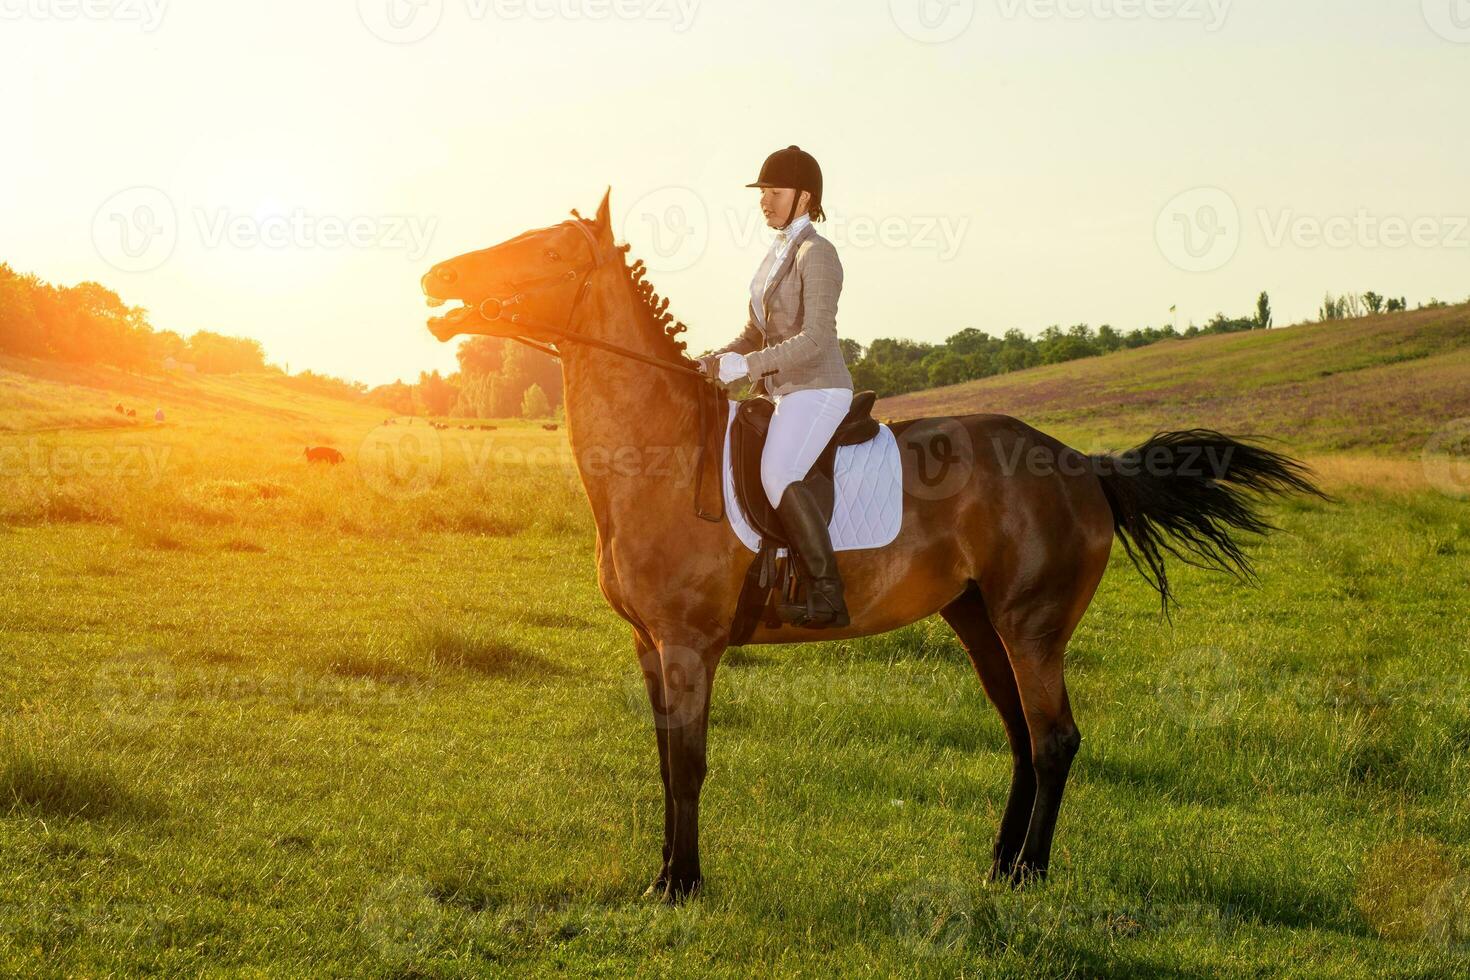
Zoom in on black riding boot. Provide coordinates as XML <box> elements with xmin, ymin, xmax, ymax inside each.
<box><xmin>775</xmin><ymin>479</ymin><xmax>850</xmax><ymax>629</ymax></box>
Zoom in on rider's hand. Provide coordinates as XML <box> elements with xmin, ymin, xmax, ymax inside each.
<box><xmin>716</xmin><ymin>353</ymin><xmax>749</xmax><ymax>385</ymax></box>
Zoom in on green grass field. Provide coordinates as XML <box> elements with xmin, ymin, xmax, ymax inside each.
<box><xmin>2</xmin><ymin>307</ymin><xmax>1469</xmax><ymax>977</ymax></box>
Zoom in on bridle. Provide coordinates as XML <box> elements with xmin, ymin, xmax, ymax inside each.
<box><xmin>459</xmin><ymin>216</ymin><xmax>725</xmax><ymax>522</ymax></box>
<box><xmin>468</xmin><ymin>218</ymin><xmax>711</xmax><ymax>380</ymax></box>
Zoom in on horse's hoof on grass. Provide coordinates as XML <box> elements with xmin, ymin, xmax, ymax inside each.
<box><xmin>1003</xmin><ymin>863</ymin><xmax>1048</xmax><ymax>889</ymax></box>
<box><xmin>660</xmin><ymin>876</ymin><xmax>702</xmax><ymax>904</ymax></box>
<box><xmin>641</xmin><ymin>871</ymin><xmax>670</xmax><ymax>900</ymax></box>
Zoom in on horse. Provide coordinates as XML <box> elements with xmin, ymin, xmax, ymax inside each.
<box><xmin>420</xmin><ymin>190</ymin><xmax>1322</xmax><ymax>902</ymax></box>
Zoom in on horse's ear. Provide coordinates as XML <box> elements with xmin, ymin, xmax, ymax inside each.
<box><xmin>593</xmin><ymin>186</ymin><xmax>612</xmax><ymax>243</ymax></box>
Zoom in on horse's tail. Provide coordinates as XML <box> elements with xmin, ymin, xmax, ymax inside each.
<box><xmin>1090</xmin><ymin>429</ymin><xmax>1324</xmax><ymax>610</ymax></box>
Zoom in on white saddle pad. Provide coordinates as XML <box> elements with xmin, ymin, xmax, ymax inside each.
<box><xmin>722</xmin><ymin>400</ymin><xmax>903</xmax><ymax>553</ymax></box>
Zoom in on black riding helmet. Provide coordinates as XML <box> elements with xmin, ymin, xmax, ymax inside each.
<box><xmin>746</xmin><ymin>145</ymin><xmax>823</xmax><ymax>230</ymax></box>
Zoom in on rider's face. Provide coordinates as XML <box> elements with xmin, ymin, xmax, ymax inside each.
<box><xmin>759</xmin><ymin>187</ymin><xmax>810</xmax><ymax>228</ymax></box>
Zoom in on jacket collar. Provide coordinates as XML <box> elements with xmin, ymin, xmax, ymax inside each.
<box><xmin>758</xmin><ymin>220</ymin><xmax>817</xmax><ymax>322</ymax></box>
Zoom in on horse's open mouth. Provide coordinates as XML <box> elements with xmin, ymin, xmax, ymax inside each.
<box><xmin>424</xmin><ymin>293</ymin><xmax>473</xmax><ymax>338</ymax></box>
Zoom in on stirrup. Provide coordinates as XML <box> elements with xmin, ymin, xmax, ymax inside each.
<box><xmin>777</xmin><ymin>577</ymin><xmax>849</xmax><ymax>629</ymax></box>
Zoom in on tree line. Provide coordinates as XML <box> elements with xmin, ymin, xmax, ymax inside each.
<box><xmin>2</xmin><ymin>260</ymin><xmax>1458</xmax><ymax>414</ymax></box>
<box><xmin>0</xmin><ymin>263</ymin><xmax>269</xmax><ymax>374</ymax></box>
<box><xmin>844</xmin><ymin>292</ymin><xmax>1275</xmax><ymax>398</ymax></box>
<box><xmin>363</xmin><ymin>337</ymin><xmax>562</xmax><ymax>420</ymax></box>
<box><xmin>0</xmin><ymin>262</ymin><xmax>562</xmax><ymax>420</ymax></box>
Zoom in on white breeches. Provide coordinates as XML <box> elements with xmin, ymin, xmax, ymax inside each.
<box><xmin>761</xmin><ymin>386</ymin><xmax>854</xmax><ymax>508</ymax></box>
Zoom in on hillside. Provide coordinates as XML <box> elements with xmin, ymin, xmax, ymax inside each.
<box><xmin>5</xmin><ymin>301</ymin><xmax>1468</xmax><ymax>457</ymax></box>
<box><xmin>878</xmin><ymin>304</ymin><xmax>1470</xmax><ymax>454</ymax></box>
<box><xmin>0</xmin><ymin>354</ymin><xmax>382</xmax><ymax>435</ymax></box>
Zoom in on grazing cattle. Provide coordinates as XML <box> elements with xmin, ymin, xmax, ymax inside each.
<box><xmin>480</xmin><ymin>425</ymin><xmax>496</xmax><ymax>431</ymax></box>
<box><xmin>303</xmin><ymin>446</ymin><xmax>345</xmax><ymax>464</ymax></box>
<box><xmin>126</xmin><ymin>409</ymin><xmax>136</xmax><ymax>418</ymax></box>
<box><xmin>542</xmin><ymin>423</ymin><xmax>559</xmax><ymax>431</ymax></box>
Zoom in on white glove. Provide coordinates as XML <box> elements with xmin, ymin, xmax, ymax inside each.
<box><xmin>717</xmin><ymin>352</ymin><xmax>749</xmax><ymax>385</ymax></box>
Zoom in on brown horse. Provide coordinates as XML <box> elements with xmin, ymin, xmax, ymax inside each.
<box><xmin>421</xmin><ymin>190</ymin><xmax>1321</xmax><ymax>901</ymax></box>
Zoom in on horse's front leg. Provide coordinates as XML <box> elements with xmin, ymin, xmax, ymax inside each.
<box><xmin>634</xmin><ymin>630</ymin><xmax>675</xmax><ymax>898</ymax></box>
<box><xmin>646</xmin><ymin>633</ymin><xmax>721</xmax><ymax>902</ymax></box>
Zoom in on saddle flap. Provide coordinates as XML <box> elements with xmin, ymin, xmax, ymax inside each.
<box><xmin>728</xmin><ymin>390</ymin><xmax>880</xmax><ymax>547</ymax></box>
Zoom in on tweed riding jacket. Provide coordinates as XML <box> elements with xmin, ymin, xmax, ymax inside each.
<box><xmin>706</xmin><ymin>221</ymin><xmax>853</xmax><ymax>397</ymax></box>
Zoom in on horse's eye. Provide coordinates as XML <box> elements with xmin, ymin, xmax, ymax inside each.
<box><xmin>546</xmin><ymin>250</ymin><xmax>561</xmax><ymax>261</ymax></box>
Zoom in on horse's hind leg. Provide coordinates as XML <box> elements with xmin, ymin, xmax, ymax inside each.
<box><xmin>987</xmin><ymin>607</ymin><xmax>1086</xmax><ymax>885</ymax></box>
<box><xmin>940</xmin><ymin>584</ymin><xmax>1035</xmax><ymax>882</ymax></box>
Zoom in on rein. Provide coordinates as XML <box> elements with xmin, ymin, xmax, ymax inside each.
<box><xmin>474</xmin><ymin>218</ymin><xmax>726</xmax><ymax>524</ymax></box>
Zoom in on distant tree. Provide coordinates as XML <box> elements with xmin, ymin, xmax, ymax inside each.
<box><xmin>1256</xmin><ymin>291</ymin><xmax>1273</xmax><ymax>329</ymax></box>
<box><xmin>366</xmin><ymin>380</ymin><xmax>416</xmax><ymax>416</ymax></box>
<box><xmin>452</xmin><ymin>374</ymin><xmax>497</xmax><ymax>418</ymax></box>
<box><xmin>1204</xmin><ymin>313</ymin><xmax>1257</xmax><ymax>335</ymax></box>
<box><xmin>281</xmin><ymin>370</ymin><xmax>368</xmax><ymax>401</ymax></box>
<box><xmin>416</xmin><ymin>369</ymin><xmax>459</xmax><ymax>416</ymax></box>
<box><xmin>456</xmin><ymin>336</ymin><xmax>508</xmax><ymax>376</ymax></box>
<box><xmin>1320</xmin><ymin>292</ymin><xmax>1350</xmax><ymax>321</ymax></box>
<box><xmin>499</xmin><ymin>342</ymin><xmax>563</xmax><ymax>412</ymax></box>
<box><xmin>837</xmin><ymin>337</ymin><xmax>863</xmax><ymax>367</ymax></box>
<box><xmin>944</xmin><ymin>327</ymin><xmax>994</xmax><ymax>357</ymax></box>
<box><xmin>1040</xmin><ymin>336</ymin><xmax>1096</xmax><ymax>363</ymax></box>
<box><xmin>147</xmin><ymin>329</ymin><xmax>187</xmax><ymax>363</ymax></box>
<box><xmin>0</xmin><ymin>265</ymin><xmax>45</xmax><ymax>356</ymax></box>
<box><xmin>924</xmin><ymin>352</ymin><xmax>967</xmax><ymax>389</ymax></box>
<box><xmin>1385</xmin><ymin>297</ymin><xmax>1407</xmax><ymax>312</ymax></box>
<box><xmin>186</xmin><ymin>330</ymin><xmax>267</xmax><ymax>373</ymax></box>
<box><xmin>521</xmin><ymin>383</ymin><xmax>551</xmax><ymax>419</ymax></box>
<box><xmin>1363</xmin><ymin>291</ymin><xmax>1384</xmax><ymax>315</ymax></box>
<box><xmin>1037</xmin><ymin>324</ymin><xmax>1097</xmax><ymax>364</ymax></box>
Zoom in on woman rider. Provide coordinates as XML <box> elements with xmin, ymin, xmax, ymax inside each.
<box><xmin>699</xmin><ymin>145</ymin><xmax>854</xmax><ymax>629</ymax></box>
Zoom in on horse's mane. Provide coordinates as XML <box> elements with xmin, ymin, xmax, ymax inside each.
<box><xmin>614</xmin><ymin>243</ymin><xmax>698</xmax><ymax>368</ymax></box>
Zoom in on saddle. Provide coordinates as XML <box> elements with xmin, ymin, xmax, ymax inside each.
<box><xmin>727</xmin><ymin>391</ymin><xmax>880</xmax><ymax>642</ymax></box>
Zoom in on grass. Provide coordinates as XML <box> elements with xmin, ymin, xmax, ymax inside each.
<box><xmin>1</xmin><ymin>326</ymin><xmax>1468</xmax><ymax>976</ymax></box>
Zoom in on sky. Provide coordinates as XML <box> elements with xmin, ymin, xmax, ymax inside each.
<box><xmin>2</xmin><ymin>0</ymin><xmax>1467</xmax><ymax>386</ymax></box>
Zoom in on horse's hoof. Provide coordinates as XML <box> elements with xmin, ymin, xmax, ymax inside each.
<box><xmin>641</xmin><ymin>871</ymin><xmax>670</xmax><ymax>900</ymax></box>
<box><xmin>1004</xmin><ymin>862</ymin><xmax>1048</xmax><ymax>889</ymax></box>
<box><xmin>661</xmin><ymin>875</ymin><xmax>702</xmax><ymax>904</ymax></box>
<box><xmin>988</xmin><ymin>850</ymin><xmax>1023</xmax><ymax>885</ymax></box>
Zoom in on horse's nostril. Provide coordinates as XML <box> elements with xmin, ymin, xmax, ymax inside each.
<box><xmin>438</xmin><ymin>268</ymin><xmax>457</xmax><ymax>284</ymax></box>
